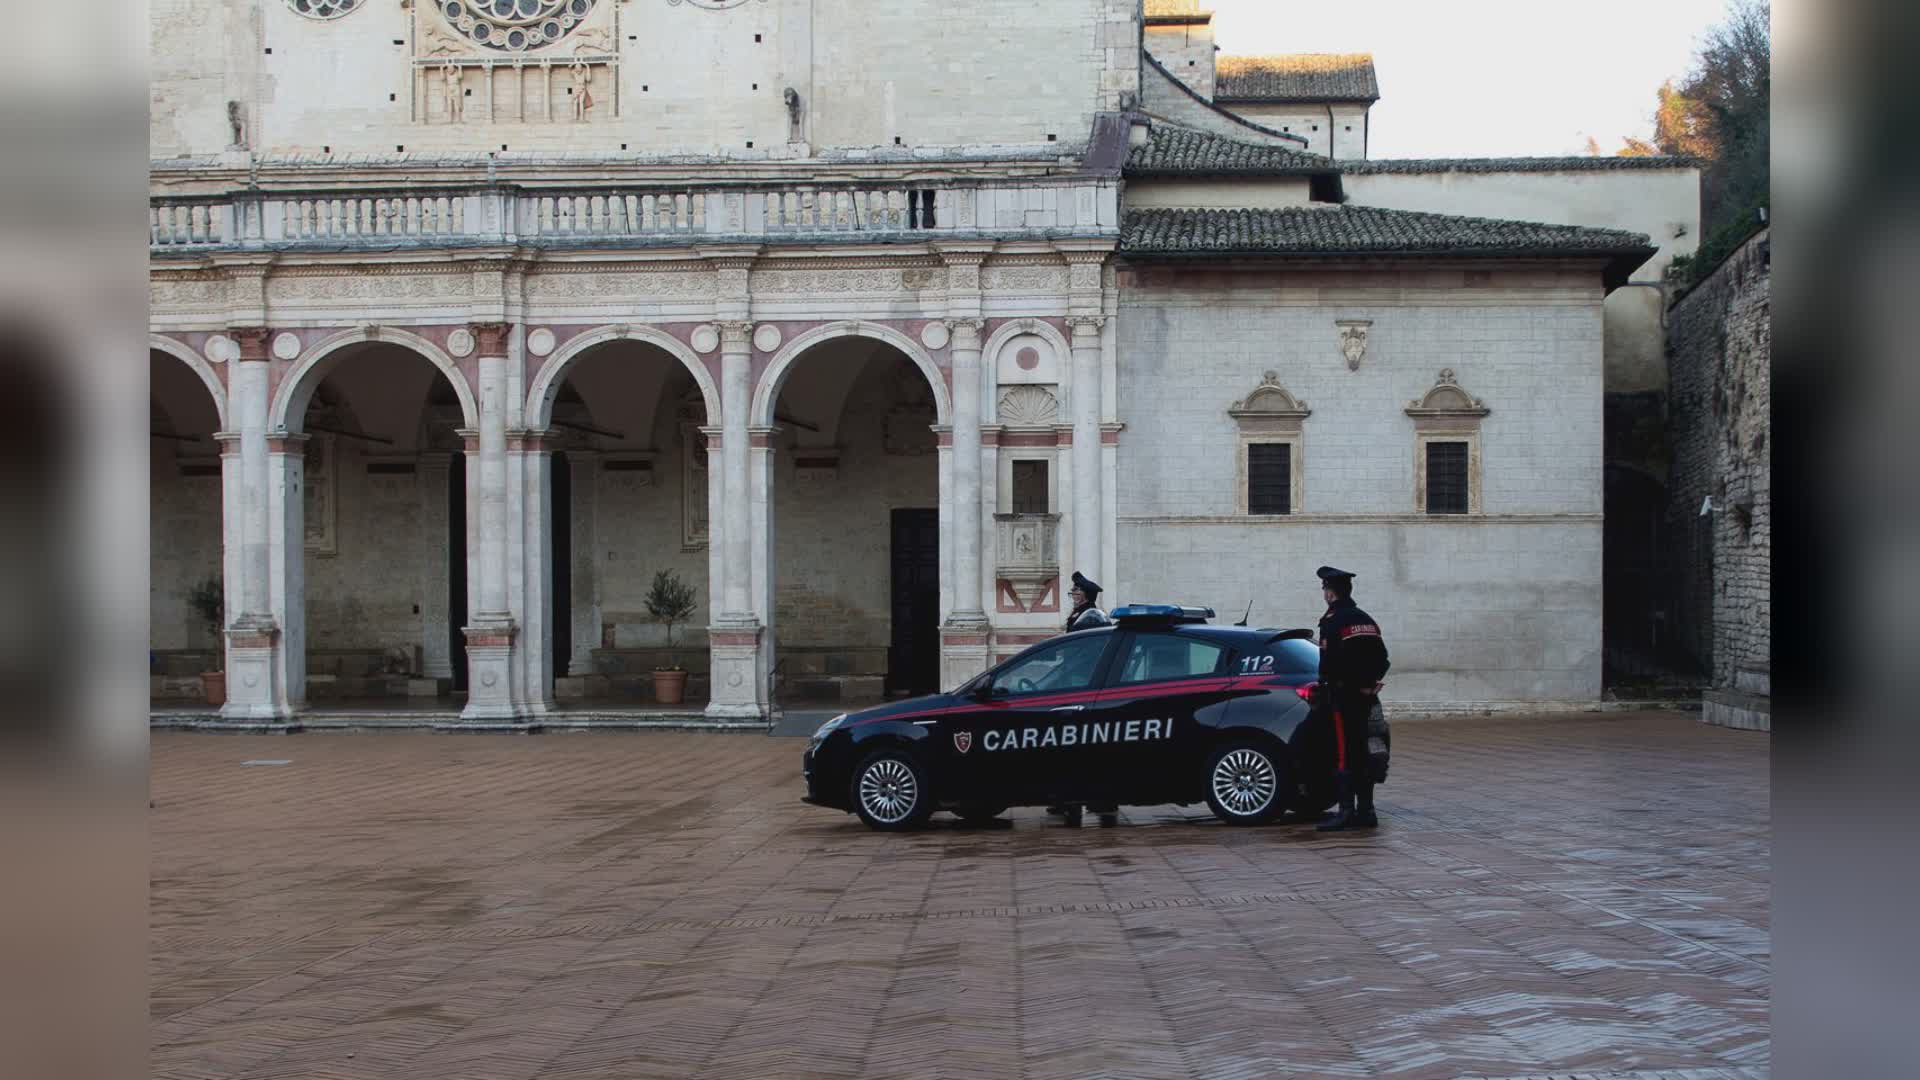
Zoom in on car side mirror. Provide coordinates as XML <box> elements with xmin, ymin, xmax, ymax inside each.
<box><xmin>971</xmin><ymin>683</ymin><xmax>1007</xmax><ymax>701</ymax></box>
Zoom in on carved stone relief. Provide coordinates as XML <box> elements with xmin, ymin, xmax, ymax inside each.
<box><xmin>1337</xmin><ymin>319</ymin><xmax>1372</xmax><ymax>371</ymax></box>
<box><xmin>286</xmin><ymin>0</ymin><xmax>362</xmax><ymax>19</ymax></box>
<box><xmin>996</xmin><ymin>386</ymin><xmax>1059</xmax><ymax>428</ymax></box>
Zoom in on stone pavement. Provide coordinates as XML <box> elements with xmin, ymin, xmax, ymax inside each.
<box><xmin>150</xmin><ymin>712</ymin><xmax>1770</xmax><ymax>1079</ymax></box>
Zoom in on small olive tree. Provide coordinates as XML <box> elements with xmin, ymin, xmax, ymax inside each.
<box><xmin>644</xmin><ymin>568</ymin><xmax>699</xmax><ymax>668</ymax></box>
<box><xmin>186</xmin><ymin>577</ymin><xmax>225</xmax><ymax>671</ymax></box>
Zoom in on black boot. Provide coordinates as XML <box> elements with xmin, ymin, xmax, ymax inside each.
<box><xmin>1062</xmin><ymin>804</ymin><xmax>1084</xmax><ymax>828</ymax></box>
<box><xmin>1089</xmin><ymin>802</ymin><xmax>1119</xmax><ymax>826</ymax></box>
<box><xmin>1352</xmin><ymin>781</ymin><xmax>1378</xmax><ymax>828</ymax></box>
<box><xmin>1317</xmin><ymin>773</ymin><xmax>1355</xmax><ymax>831</ymax></box>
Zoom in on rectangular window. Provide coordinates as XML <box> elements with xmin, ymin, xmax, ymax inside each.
<box><xmin>1011</xmin><ymin>460</ymin><xmax>1049</xmax><ymax>515</ymax></box>
<box><xmin>1115</xmin><ymin>634</ymin><xmax>1228</xmax><ymax>685</ymax></box>
<box><xmin>1246</xmin><ymin>443</ymin><xmax>1292</xmax><ymax>515</ymax></box>
<box><xmin>1426</xmin><ymin>441</ymin><xmax>1470</xmax><ymax>514</ymax></box>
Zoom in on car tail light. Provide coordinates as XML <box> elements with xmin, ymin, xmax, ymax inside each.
<box><xmin>1294</xmin><ymin>683</ymin><xmax>1317</xmax><ymax>702</ymax></box>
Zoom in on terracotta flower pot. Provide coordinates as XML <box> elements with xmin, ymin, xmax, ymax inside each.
<box><xmin>651</xmin><ymin>669</ymin><xmax>688</xmax><ymax>706</ymax></box>
<box><xmin>201</xmin><ymin>670</ymin><xmax>227</xmax><ymax>708</ymax></box>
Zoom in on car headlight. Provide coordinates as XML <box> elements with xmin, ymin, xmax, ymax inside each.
<box><xmin>807</xmin><ymin>713</ymin><xmax>849</xmax><ymax>753</ymax></box>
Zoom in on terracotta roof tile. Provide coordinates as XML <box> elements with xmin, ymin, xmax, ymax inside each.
<box><xmin>1216</xmin><ymin>53</ymin><xmax>1379</xmax><ymax>103</ymax></box>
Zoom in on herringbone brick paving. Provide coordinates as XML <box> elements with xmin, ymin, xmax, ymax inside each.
<box><xmin>151</xmin><ymin>712</ymin><xmax>1769</xmax><ymax>1079</ymax></box>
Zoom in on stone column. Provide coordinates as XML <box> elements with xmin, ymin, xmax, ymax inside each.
<box><xmin>418</xmin><ymin>455</ymin><xmax>453</xmax><ymax>681</ymax></box>
<box><xmin>1067</xmin><ymin>315</ymin><xmax>1106</xmax><ymax>585</ymax></box>
<box><xmin>706</xmin><ymin>321</ymin><xmax>764</xmax><ymax>721</ymax></box>
<box><xmin>567</xmin><ymin>451</ymin><xmax>601</xmax><ymax>683</ymax></box>
<box><xmin>942</xmin><ymin>318</ymin><xmax>991</xmax><ymax>688</ymax></box>
<box><xmin>219</xmin><ymin>328</ymin><xmax>296</xmax><ymax>724</ymax></box>
<box><xmin>510</xmin><ymin>429</ymin><xmax>555</xmax><ymax>718</ymax></box>
<box><xmin>461</xmin><ymin>322</ymin><xmax>521</xmax><ymax>722</ymax></box>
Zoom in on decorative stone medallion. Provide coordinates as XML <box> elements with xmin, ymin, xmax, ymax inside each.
<box><xmin>690</xmin><ymin>324</ymin><xmax>720</xmax><ymax>354</ymax></box>
<box><xmin>752</xmin><ymin>323</ymin><xmax>783</xmax><ymax>353</ymax></box>
<box><xmin>920</xmin><ymin>321</ymin><xmax>950</xmax><ymax>350</ymax></box>
<box><xmin>1336</xmin><ymin>319</ymin><xmax>1372</xmax><ymax>372</ymax></box>
<box><xmin>435</xmin><ymin>0</ymin><xmax>600</xmax><ymax>53</ymax></box>
<box><xmin>286</xmin><ymin>0</ymin><xmax>362</xmax><ymax>19</ymax></box>
<box><xmin>446</xmin><ymin>327</ymin><xmax>477</xmax><ymax>358</ymax></box>
<box><xmin>526</xmin><ymin>327</ymin><xmax>557</xmax><ymax>357</ymax></box>
<box><xmin>204</xmin><ymin>335</ymin><xmax>239</xmax><ymax>364</ymax></box>
<box><xmin>271</xmin><ymin>332</ymin><xmax>303</xmax><ymax>362</ymax></box>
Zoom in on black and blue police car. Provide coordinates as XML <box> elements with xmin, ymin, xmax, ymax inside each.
<box><xmin>801</xmin><ymin>604</ymin><xmax>1388</xmax><ymax>830</ymax></box>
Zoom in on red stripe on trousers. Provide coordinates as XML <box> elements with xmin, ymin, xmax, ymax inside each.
<box><xmin>1334</xmin><ymin>709</ymin><xmax>1347</xmax><ymax>771</ymax></box>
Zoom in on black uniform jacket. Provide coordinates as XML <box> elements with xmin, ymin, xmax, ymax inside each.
<box><xmin>1316</xmin><ymin>598</ymin><xmax>1390</xmax><ymax>689</ymax></box>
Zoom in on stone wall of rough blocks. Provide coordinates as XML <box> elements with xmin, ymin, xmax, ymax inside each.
<box><xmin>1664</xmin><ymin>229</ymin><xmax>1770</xmax><ymax>688</ymax></box>
<box><xmin>1138</xmin><ymin>58</ymin><xmax>1313</xmax><ymax>151</ymax></box>
<box><xmin>152</xmin><ymin>0</ymin><xmax>1134</xmax><ymax>159</ymax></box>
<box><xmin>1112</xmin><ymin>268</ymin><xmax>1609</xmax><ymax>700</ymax></box>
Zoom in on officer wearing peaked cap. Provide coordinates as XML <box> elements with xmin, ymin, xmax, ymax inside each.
<box><xmin>1313</xmin><ymin>566</ymin><xmax>1390</xmax><ymax>831</ymax></box>
<box><xmin>1066</xmin><ymin>572</ymin><xmax>1112</xmax><ymax>632</ymax></box>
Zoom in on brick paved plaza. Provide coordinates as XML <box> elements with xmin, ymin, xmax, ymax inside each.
<box><xmin>151</xmin><ymin>712</ymin><xmax>1769</xmax><ymax>1080</ymax></box>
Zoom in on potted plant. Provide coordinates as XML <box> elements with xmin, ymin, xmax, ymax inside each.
<box><xmin>186</xmin><ymin>577</ymin><xmax>226</xmax><ymax>707</ymax></box>
<box><xmin>644</xmin><ymin>568</ymin><xmax>699</xmax><ymax>705</ymax></box>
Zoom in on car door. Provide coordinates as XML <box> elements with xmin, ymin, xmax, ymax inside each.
<box><xmin>962</xmin><ymin>633</ymin><xmax>1120</xmax><ymax>806</ymax></box>
<box><xmin>1093</xmin><ymin>631</ymin><xmax>1235</xmax><ymax>804</ymax></box>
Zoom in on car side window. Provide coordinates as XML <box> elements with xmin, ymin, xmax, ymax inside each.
<box><xmin>1112</xmin><ymin>633</ymin><xmax>1228</xmax><ymax>685</ymax></box>
<box><xmin>992</xmin><ymin>636</ymin><xmax>1110</xmax><ymax>697</ymax></box>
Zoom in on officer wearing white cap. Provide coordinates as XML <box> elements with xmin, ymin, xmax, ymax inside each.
<box><xmin>1313</xmin><ymin>566</ymin><xmax>1390</xmax><ymax>830</ymax></box>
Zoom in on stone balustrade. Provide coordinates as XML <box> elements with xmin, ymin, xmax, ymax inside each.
<box><xmin>149</xmin><ymin>178</ymin><xmax>1118</xmax><ymax>251</ymax></box>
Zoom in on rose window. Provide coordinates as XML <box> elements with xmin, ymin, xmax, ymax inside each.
<box><xmin>286</xmin><ymin>0</ymin><xmax>362</xmax><ymax>18</ymax></box>
<box><xmin>437</xmin><ymin>0</ymin><xmax>599</xmax><ymax>52</ymax></box>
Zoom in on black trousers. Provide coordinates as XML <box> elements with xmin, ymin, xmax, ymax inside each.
<box><xmin>1326</xmin><ymin>686</ymin><xmax>1375</xmax><ymax>799</ymax></box>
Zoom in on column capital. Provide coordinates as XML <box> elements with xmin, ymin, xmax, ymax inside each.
<box><xmin>506</xmin><ymin>429</ymin><xmax>556</xmax><ymax>453</ymax></box>
<box><xmin>229</xmin><ymin>327</ymin><xmax>273</xmax><ymax>362</ymax></box>
<box><xmin>455</xmin><ymin>426</ymin><xmax>481</xmax><ymax>452</ymax></box>
<box><xmin>1065</xmin><ymin>315</ymin><xmax>1108</xmax><ymax>334</ymax></box>
<box><xmin>265</xmin><ymin>432</ymin><xmax>311</xmax><ymax>455</ymax></box>
<box><xmin>469</xmin><ymin>321</ymin><xmax>512</xmax><ymax>355</ymax></box>
<box><xmin>213</xmin><ymin>432</ymin><xmax>244</xmax><ymax>456</ymax></box>
<box><xmin>944</xmin><ymin>317</ymin><xmax>987</xmax><ymax>348</ymax></box>
<box><xmin>717</xmin><ymin>321</ymin><xmax>754</xmax><ymax>349</ymax></box>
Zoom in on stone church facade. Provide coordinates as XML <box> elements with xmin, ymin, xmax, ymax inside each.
<box><xmin>149</xmin><ymin>0</ymin><xmax>1700</xmax><ymax>724</ymax></box>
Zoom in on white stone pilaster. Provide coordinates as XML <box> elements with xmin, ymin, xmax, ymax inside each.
<box><xmin>510</xmin><ymin>429</ymin><xmax>555</xmax><ymax>717</ymax></box>
<box><xmin>218</xmin><ymin>329</ymin><xmax>298</xmax><ymax>723</ymax></box>
<box><xmin>1068</xmin><ymin>315</ymin><xmax>1106</xmax><ymax>584</ymax></box>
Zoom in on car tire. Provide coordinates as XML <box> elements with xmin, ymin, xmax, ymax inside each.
<box><xmin>850</xmin><ymin>749</ymin><xmax>934</xmax><ymax>832</ymax></box>
<box><xmin>955</xmin><ymin>805</ymin><xmax>1008</xmax><ymax>825</ymax></box>
<box><xmin>1203</xmin><ymin>740</ymin><xmax>1288</xmax><ymax>826</ymax></box>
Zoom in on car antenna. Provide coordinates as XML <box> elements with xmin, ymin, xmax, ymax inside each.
<box><xmin>1234</xmin><ymin>598</ymin><xmax>1253</xmax><ymax>627</ymax></box>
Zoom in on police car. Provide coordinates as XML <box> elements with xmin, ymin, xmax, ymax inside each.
<box><xmin>800</xmin><ymin>605</ymin><xmax>1388</xmax><ymax>830</ymax></box>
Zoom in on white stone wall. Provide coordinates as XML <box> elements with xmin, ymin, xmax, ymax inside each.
<box><xmin>1343</xmin><ymin>166</ymin><xmax>1701</xmax><ymax>392</ymax></box>
<box><xmin>153</xmin><ymin>0</ymin><xmax>1133</xmax><ymax>159</ymax></box>
<box><xmin>1221</xmin><ymin>103</ymin><xmax>1370</xmax><ymax>160</ymax></box>
<box><xmin>1114</xmin><ymin>267</ymin><xmax>1607</xmax><ymax>700</ymax></box>
<box><xmin>1143</xmin><ymin>25</ymin><xmax>1216</xmax><ymax>100</ymax></box>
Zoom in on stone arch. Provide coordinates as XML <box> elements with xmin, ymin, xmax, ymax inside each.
<box><xmin>150</xmin><ymin>334</ymin><xmax>229</xmax><ymax>431</ymax></box>
<box><xmin>753</xmin><ymin>320</ymin><xmax>951</xmax><ymax>430</ymax></box>
<box><xmin>527</xmin><ymin>324</ymin><xmax>721</xmax><ymax>432</ymax></box>
<box><xmin>268</xmin><ymin>326</ymin><xmax>479</xmax><ymax>434</ymax></box>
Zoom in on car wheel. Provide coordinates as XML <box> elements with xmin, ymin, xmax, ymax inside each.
<box><xmin>955</xmin><ymin>805</ymin><xmax>1008</xmax><ymax>825</ymax></box>
<box><xmin>1204</xmin><ymin>741</ymin><xmax>1287</xmax><ymax>825</ymax></box>
<box><xmin>850</xmin><ymin>750</ymin><xmax>934</xmax><ymax>831</ymax></box>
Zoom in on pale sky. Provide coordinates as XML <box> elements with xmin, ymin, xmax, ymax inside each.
<box><xmin>1205</xmin><ymin>0</ymin><xmax>1738</xmax><ymax>159</ymax></box>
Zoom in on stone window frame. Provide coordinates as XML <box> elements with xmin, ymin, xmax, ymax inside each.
<box><xmin>1229</xmin><ymin>371</ymin><xmax>1309</xmax><ymax>516</ymax></box>
<box><xmin>1405</xmin><ymin>368</ymin><xmax>1490</xmax><ymax>515</ymax></box>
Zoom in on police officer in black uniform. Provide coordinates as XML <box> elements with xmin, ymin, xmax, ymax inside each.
<box><xmin>1313</xmin><ymin>566</ymin><xmax>1390</xmax><ymax>831</ymax></box>
<box><xmin>1050</xmin><ymin>572</ymin><xmax>1116</xmax><ymax>826</ymax></box>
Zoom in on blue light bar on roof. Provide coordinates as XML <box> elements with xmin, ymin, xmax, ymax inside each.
<box><xmin>1110</xmin><ymin>604</ymin><xmax>1215</xmax><ymax>624</ymax></box>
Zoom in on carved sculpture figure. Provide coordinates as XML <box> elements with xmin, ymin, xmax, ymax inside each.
<box><xmin>570</xmin><ymin>61</ymin><xmax>594</xmax><ymax>121</ymax></box>
<box><xmin>226</xmin><ymin>101</ymin><xmax>247</xmax><ymax>148</ymax></box>
<box><xmin>784</xmin><ymin>86</ymin><xmax>803</xmax><ymax>141</ymax></box>
<box><xmin>442</xmin><ymin>63</ymin><xmax>464</xmax><ymax>122</ymax></box>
